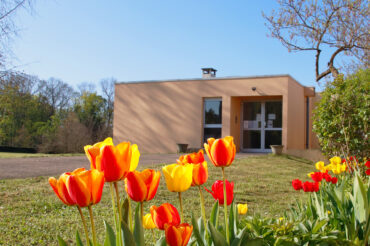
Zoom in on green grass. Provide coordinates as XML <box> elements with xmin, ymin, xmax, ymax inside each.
<box><xmin>0</xmin><ymin>155</ymin><xmax>314</xmax><ymax>245</ymax></box>
<box><xmin>0</xmin><ymin>152</ymin><xmax>84</xmax><ymax>158</ymax></box>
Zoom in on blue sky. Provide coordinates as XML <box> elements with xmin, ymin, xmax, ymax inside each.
<box><xmin>12</xmin><ymin>0</ymin><xmax>331</xmax><ymax>90</ymax></box>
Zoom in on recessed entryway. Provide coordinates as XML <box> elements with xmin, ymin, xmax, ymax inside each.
<box><xmin>241</xmin><ymin>101</ymin><xmax>282</xmax><ymax>152</ymax></box>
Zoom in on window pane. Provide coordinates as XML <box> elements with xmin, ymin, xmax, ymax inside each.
<box><xmin>243</xmin><ymin>130</ymin><xmax>261</xmax><ymax>149</ymax></box>
<box><xmin>265</xmin><ymin>130</ymin><xmax>282</xmax><ymax>148</ymax></box>
<box><xmin>265</xmin><ymin>101</ymin><xmax>282</xmax><ymax>128</ymax></box>
<box><xmin>205</xmin><ymin>100</ymin><xmax>222</xmax><ymax>124</ymax></box>
<box><xmin>204</xmin><ymin>128</ymin><xmax>221</xmax><ymax>143</ymax></box>
<box><xmin>243</xmin><ymin>102</ymin><xmax>261</xmax><ymax>129</ymax></box>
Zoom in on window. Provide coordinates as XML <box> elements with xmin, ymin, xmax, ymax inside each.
<box><xmin>203</xmin><ymin>98</ymin><xmax>222</xmax><ymax>142</ymax></box>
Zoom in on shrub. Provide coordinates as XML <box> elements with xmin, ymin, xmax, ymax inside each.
<box><xmin>313</xmin><ymin>69</ymin><xmax>370</xmax><ymax>159</ymax></box>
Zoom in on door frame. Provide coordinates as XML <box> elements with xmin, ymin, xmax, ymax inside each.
<box><xmin>240</xmin><ymin>100</ymin><xmax>282</xmax><ymax>152</ymax></box>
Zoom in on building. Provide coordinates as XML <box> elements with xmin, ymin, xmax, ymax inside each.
<box><xmin>114</xmin><ymin>68</ymin><xmax>320</xmax><ymax>153</ymax></box>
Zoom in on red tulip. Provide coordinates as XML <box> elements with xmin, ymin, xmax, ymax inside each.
<box><xmin>303</xmin><ymin>181</ymin><xmax>319</xmax><ymax>192</ymax></box>
<box><xmin>204</xmin><ymin>136</ymin><xmax>236</xmax><ymax>167</ymax></box>
<box><xmin>366</xmin><ymin>169</ymin><xmax>370</xmax><ymax>176</ymax></box>
<box><xmin>322</xmin><ymin>172</ymin><xmax>332</xmax><ymax>182</ymax></box>
<box><xmin>331</xmin><ymin>177</ymin><xmax>338</xmax><ymax>184</ymax></box>
<box><xmin>310</xmin><ymin>172</ymin><xmax>323</xmax><ymax>182</ymax></box>
<box><xmin>126</xmin><ymin>169</ymin><xmax>160</xmax><ymax>202</ymax></box>
<box><xmin>150</xmin><ymin>203</ymin><xmax>181</xmax><ymax>230</ymax></box>
<box><xmin>365</xmin><ymin>160</ymin><xmax>370</xmax><ymax>168</ymax></box>
<box><xmin>205</xmin><ymin>180</ymin><xmax>234</xmax><ymax>205</ymax></box>
<box><xmin>292</xmin><ymin>179</ymin><xmax>303</xmax><ymax>190</ymax></box>
<box><xmin>165</xmin><ymin>223</ymin><xmax>193</xmax><ymax>246</ymax></box>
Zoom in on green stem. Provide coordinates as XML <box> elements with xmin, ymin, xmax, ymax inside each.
<box><xmin>128</xmin><ymin>196</ymin><xmax>133</xmax><ymax>231</ymax></box>
<box><xmin>140</xmin><ymin>202</ymin><xmax>144</xmax><ymax>224</ymax></box>
<box><xmin>88</xmin><ymin>205</ymin><xmax>97</xmax><ymax>246</ymax></box>
<box><xmin>114</xmin><ymin>182</ymin><xmax>122</xmax><ymax>246</ymax></box>
<box><xmin>77</xmin><ymin>206</ymin><xmax>90</xmax><ymax>245</ymax></box>
<box><xmin>109</xmin><ymin>183</ymin><xmax>120</xmax><ymax>245</ymax></box>
<box><xmin>198</xmin><ymin>186</ymin><xmax>207</xmax><ymax>234</ymax></box>
<box><xmin>178</xmin><ymin>192</ymin><xmax>184</xmax><ymax>222</ymax></box>
<box><xmin>222</xmin><ymin>167</ymin><xmax>229</xmax><ymax>244</ymax></box>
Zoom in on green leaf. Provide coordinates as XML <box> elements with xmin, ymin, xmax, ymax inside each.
<box><xmin>155</xmin><ymin>236</ymin><xmax>167</xmax><ymax>246</ymax></box>
<box><xmin>121</xmin><ymin>221</ymin><xmax>136</xmax><ymax>246</ymax></box>
<box><xmin>312</xmin><ymin>220</ymin><xmax>327</xmax><ymax>234</ymax></box>
<box><xmin>210</xmin><ymin>201</ymin><xmax>219</xmax><ymax>227</ymax></box>
<box><xmin>134</xmin><ymin>204</ymin><xmax>145</xmax><ymax>246</ymax></box>
<box><xmin>191</xmin><ymin>214</ymin><xmax>205</xmax><ymax>246</ymax></box>
<box><xmin>352</xmin><ymin>174</ymin><xmax>368</xmax><ymax>223</ymax></box>
<box><xmin>230</xmin><ymin>227</ymin><xmax>248</xmax><ymax>246</ymax></box>
<box><xmin>228</xmin><ymin>201</ymin><xmax>237</xmax><ymax>243</ymax></box>
<box><xmin>121</xmin><ymin>198</ymin><xmax>129</xmax><ymax>224</ymax></box>
<box><xmin>57</xmin><ymin>235</ymin><xmax>68</xmax><ymax>246</ymax></box>
<box><xmin>76</xmin><ymin>231</ymin><xmax>83</xmax><ymax>246</ymax></box>
<box><xmin>207</xmin><ymin>221</ymin><xmax>228</xmax><ymax>246</ymax></box>
<box><xmin>103</xmin><ymin>221</ymin><xmax>116</xmax><ymax>246</ymax></box>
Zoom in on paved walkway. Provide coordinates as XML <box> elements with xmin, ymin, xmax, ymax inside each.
<box><xmin>0</xmin><ymin>153</ymin><xmax>260</xmax><ymax>179</ymax></box>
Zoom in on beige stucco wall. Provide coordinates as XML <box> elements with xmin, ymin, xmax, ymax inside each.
<box><xmin>114</xmin><ymin>75</ymin><xmax>314</xmax><ymax>153</ymax></box>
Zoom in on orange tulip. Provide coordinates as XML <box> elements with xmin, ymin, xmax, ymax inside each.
<box><xmin>150</xmin><ymin>203</ymin><xmax>180</xmax><ymax>230</ymax></box>
<box><xmin>84</xmin><ymin>137</ymin><xmax>113</xmax><ymax>169</ymax></box>
<box><xmin>126</xmin><ymin>169</ymin><xmax>160</xmax><ymax>202</ymax></box>
<box><xmin>204</xmin><ymin>136</ymin><xmax>236</xmax><ymax>167</ymax></box>
<box><xmin>177</xmin><ymin>150</ymin><xmax>208</xmax><ymax>186</ymax></box>
<box><xmin>177</xmin><ymin>150</ymin><xmax>205</xmax><ymax>165</ymax></box>
<box><xmin>49</xmin><ymin>168</ymin><xmax>105</xmax><ymax>207</ymax></box>
<box><xmin>49</xmin><ymin>168</ymin><xmax>86</xmax><ymax>206</ymax></box>
<box><xmin>66</xmin><ymin>168</ymin><xmax>105</xmax><ymax>207</ymax></box>
<box><xmin>165</xmin><ymin>223</ymin><xmax>193</xmax><ymax>246</ymax></box>
<box><xmin>94</xmin><ymin>141</ymin><xmax>140</xmax><ymax>182</ymax></box>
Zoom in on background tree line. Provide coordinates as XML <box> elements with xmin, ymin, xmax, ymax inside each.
<box><xmin>0</xmin><ymin>71</ymin><xmax>115</xmax><ymax>153</ymax></box>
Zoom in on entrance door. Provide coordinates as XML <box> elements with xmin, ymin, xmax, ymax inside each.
<box><xmin>241</xmin><ymin>101</ymin><xmax>282</xmax><ymax>152</ymax></box>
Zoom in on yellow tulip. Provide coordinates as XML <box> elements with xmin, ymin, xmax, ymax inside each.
<box><xmin>143</xmin><ymin>213</ymin><xmax>156</xmax><ymax>229</ymax></box>
<box><xmin>162</xmin><ymin>164</ymin><xmax>193</xmax><ymax>192</ymax></box>
<box><xmin>237</xmin><ymin>204</ymin><xmax>248</xmax><ymax>215</ymax></box>
<box><xmin>315</xmin><ymin>161</ymin><xmax>325</xmax><ymax>171</ymax></box>
<box><xmin>330</xmin><ymin>156</ymin><xmax>342</xmax><ymax>165</ymax></box>
<box><xmin>307</xmin><ymin>172</ymin><xmax>314</xmax><ymax>178</ymax></box>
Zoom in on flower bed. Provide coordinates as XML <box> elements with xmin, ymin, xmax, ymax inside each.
<box><xmin>49</xmin><ymin>137</ymin><xmax>369</xmax><ymax>245</ymax></box>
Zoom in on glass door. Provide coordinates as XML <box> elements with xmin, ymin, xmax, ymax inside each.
<box><xmin>242</xmin><ymin>101</ymin><xmax>282</xmax><ymax>152</ymax></box>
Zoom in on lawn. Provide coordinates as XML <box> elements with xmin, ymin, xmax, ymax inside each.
<box><xmin>0</xmin><ymin>152</ymin><xmax>84</xmax><ymax>159</ymax></box>
<box><xmin>0</xmin><ymin>155</ymin><xmax>314</xmax><ymax>245</ymax></box>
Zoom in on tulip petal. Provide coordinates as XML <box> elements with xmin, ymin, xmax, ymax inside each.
<box><xmin>129</xmin><ymin>144</ymin><xmax>140</xmax><ymax>171</ymax></box>
<box><xmin>165</xmin><ymin>224</ymin><xmax>183</xmax><ymax>246</ymax></box>
<box><xmin>126</xmin><ymin>171</ymin><xmax>148</xmax><ymax>202</ymax></box>
<box><xmin>98</xmin><ymin>145</ymin><xmax>124</xmax><ymax>182</ymax></box>
<box><xmin>147</xmin><ymin>170</ymin><xmax>160</xmax><ymax>201</ymax></box>
<box><xmin>67</xmin><ymin>170</ymin><xmax>91</xmax><ymax>207</ymax></box>
<box><xmin>49</xmin><ymin>177</ymin><xmax>70</xmax><ymax>205</ymax></box>
<box><xmin>210</xmin><ymin>139</ymin><xmax>230</xmax><ymax>166</ymax></box>
<box><xmin>91</xmin><ymin>169</ymin><xmax>104</xmax><ymax>204</ymax></box>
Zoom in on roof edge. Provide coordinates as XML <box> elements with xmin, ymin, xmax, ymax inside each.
<box><xmin>116</xmin><ymin>74</ymin><xmax>306</xmax><ymax>87</ymax></box>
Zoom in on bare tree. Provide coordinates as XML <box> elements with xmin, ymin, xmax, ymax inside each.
<box><xmin>78</xmin><ymin>82</ymin><xmax>96</xmax><ymax>94</ymax></box>
<box><xmin>100</xmin><ymin>77</ymin><xmax>115</xmax><ymax>131</ymax></box>
<box><xmin>263</xmin><ymin>0</ymin><xmax>369</xmax><ymax>82</ymax></box>
<box><xmin>0</xmin><ymin>0</ymin><xmax>33</xmax><ymax>68</ymax></box>
<box><xmin>37</xmin><ymin>77</ymin><xmax>76</xmax><ymax>113</ymax></box>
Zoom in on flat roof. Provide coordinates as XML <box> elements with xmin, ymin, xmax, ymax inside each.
<box><xmin>116</xmin><ymin>74</ymin><xmax>306</xmax><ymax>87</ymax></box>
